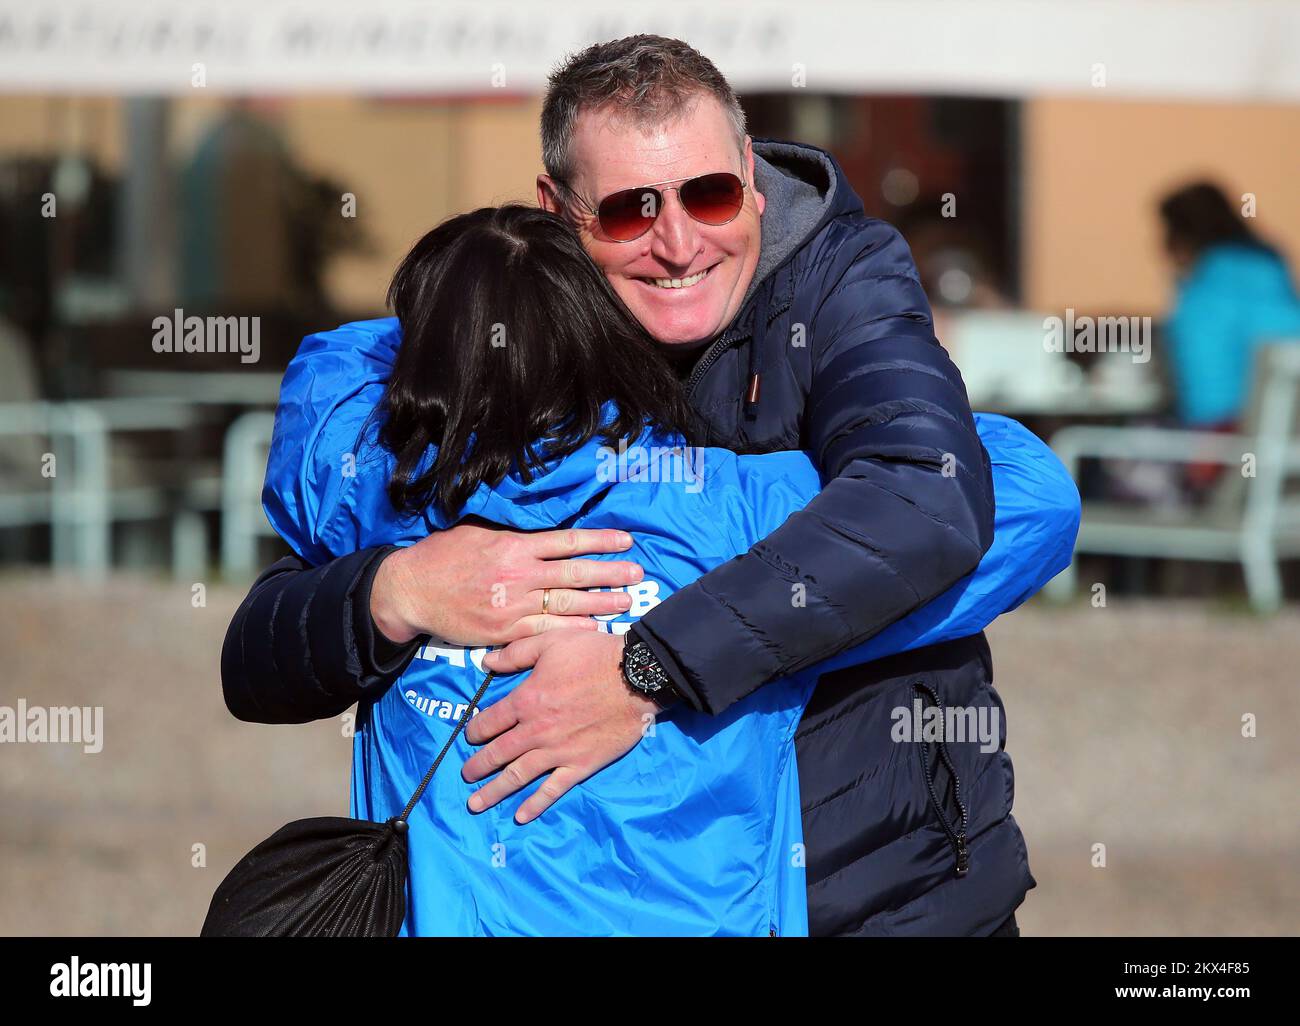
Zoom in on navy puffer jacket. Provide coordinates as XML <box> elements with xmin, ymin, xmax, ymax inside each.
<box><xmin>628</xmin><ymin>140</ymin><xmax>1034</xmax><ymax>935</ymax></box>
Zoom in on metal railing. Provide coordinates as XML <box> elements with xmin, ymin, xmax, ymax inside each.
<box><xmin>0</xmin><ymin>399</ymin><xmax>278</xmax><ymax>580</ymax></box>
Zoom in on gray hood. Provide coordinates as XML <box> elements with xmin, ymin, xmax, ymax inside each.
<box><xmin>742</xmin><ymin>140</ymin><xmax>841</xmax><ymax>309</ymax></box>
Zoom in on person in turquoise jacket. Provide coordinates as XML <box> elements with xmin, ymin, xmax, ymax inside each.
<box><xmin>263</xmin><ymin>205</ymin><xmax>1080</xmax><ymax>936</ymax></box>
<box><xmin>1160</xmin><ymin>181</ymin><xmax>1300</xmax><ymax>429</ymax></box>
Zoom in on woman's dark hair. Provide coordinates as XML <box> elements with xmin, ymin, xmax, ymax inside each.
<box><xmin>379</xmin><ymin>204</ymin><xmax>699</xmax><ymax>517</ymax></box>
<box><xmin>1158</xmin><ymin>181</ymin><xmax>1269</xmax><ymax>258</ymax></box>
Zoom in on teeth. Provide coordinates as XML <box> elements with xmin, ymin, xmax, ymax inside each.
<box><xmin>647</xmin><ymin>269</ymin><xmax>709</xmax><ymax>289</ymax></box>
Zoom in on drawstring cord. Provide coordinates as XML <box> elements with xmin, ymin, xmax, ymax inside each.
<box><xmin>744</xmin><ymin>277</ymin><xmax>775</xmax><ymax>416</ymax></box>
<box><xmin>390</xmin><ymin>670</ymin><xmax>496</xmax><ymax>833</ymax></box>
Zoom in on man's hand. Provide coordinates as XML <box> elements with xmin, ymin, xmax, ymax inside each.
<box><xmin>369</xmin><ymin>523</ymin><xmax>643</xmax><ymax>646</ymax></box>
<box><xmin>464</xmin><ymin>631</ymin><xmax>660</xmax><ymax>823</ymax></box>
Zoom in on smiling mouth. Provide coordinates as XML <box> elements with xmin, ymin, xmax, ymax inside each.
<box><xmin>636</xmin><ymin>265</ymin><xmax>714</xmax><ymax>290</ymax></box>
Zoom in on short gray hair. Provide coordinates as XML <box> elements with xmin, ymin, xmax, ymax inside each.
<box><xmin>540</xmin><ymin>35</ymin><xmax>747</xmax><ymax>184</ymax></box>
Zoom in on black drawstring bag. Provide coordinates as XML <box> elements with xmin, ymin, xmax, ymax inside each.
<box><xmin>201</xmin><ymin>672</ymin><xmax>494</xmax><ymax>937</ymax></box>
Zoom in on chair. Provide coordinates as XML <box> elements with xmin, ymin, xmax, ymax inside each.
<box><xmin>220</xmin><ymin>410</ymin><xmax>278</xmax><ymax>579</ymax></box>
<box><xmin>1046</xmin><ymin>342</ymin><xmax>1300</xmax><ymax>612</ymax></box>
<box><xmin>0</xmin><ymin>398</ymin><xmax>223</xmax><ymax>578</ymax></box>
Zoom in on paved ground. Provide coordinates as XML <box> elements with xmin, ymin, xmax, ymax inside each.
<box><xmin>0</xmin><ymin>572</ymin><xmax>1295</xmax><ymax>935</ymax></box>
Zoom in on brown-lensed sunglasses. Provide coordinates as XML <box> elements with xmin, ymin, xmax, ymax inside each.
<box><xmin>556</xmin><ymin>171</ymin><xmax>748</xmax><ymax>243</ymax></box>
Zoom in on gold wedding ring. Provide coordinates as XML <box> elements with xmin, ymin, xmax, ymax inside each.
<box><xmin>542</xmin><ymin>588</ymin><xmax>551</xmax><ymax>614</ymax></box>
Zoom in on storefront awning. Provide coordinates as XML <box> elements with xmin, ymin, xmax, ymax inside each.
<box><xmin>2</xmin><ymin>0</ymin><xmax>1298</xmax><ymax>102</ymax></box>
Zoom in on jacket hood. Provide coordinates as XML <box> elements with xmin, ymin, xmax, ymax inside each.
<box><xmin>727</xmin><ymin>140</ymin><xmax>865</xmax><ymax>411</ymax></box>
<box><xmin>424</xmin><ymin>411</ymin><xmax>677</xmax><ymax>534</ymax></box>
<box><xmin>744</xmin><ymin>139</ymin><xmax>864</xmax><ymax>308</ymax></box>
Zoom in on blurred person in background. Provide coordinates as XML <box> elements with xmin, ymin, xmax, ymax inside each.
<box><xmin>1081</xmin><ymin>182</ymin><xmax>1300</xmax><ymax>518</ymax></box>
<box><xmin>180</xmin><ymin>99</ymin><xmax>369</xmax><ymax>317</ymax></box>
<box><xmin>1159</xmin><ymin>181</ymin><xmax>1300</xmax><ymax>494</ymax></box>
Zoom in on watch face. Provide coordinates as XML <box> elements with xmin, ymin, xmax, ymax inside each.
<box><xmin>624</xmin><ymin>640</ymin><xmax>666</xmax><ymax>694</ymax></box>
<box><xmin>626</xmin><ymin>641</ymin><xmax>651</xmax><ymax>671</ymax></box>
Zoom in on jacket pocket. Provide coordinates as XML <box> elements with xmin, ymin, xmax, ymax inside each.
<box><xmin>911</xmin><ymin>680</ymin><xmax>970</xmax><ymax>878</ymax></box>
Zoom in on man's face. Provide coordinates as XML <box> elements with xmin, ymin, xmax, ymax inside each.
<box><xmin>539</xmin><ymin>94</ymin><xmax>765</xmax><ymax>349</ymax></box>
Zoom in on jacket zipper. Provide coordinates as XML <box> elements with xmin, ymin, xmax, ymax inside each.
<box><xmin>684</xmin><ymin>265</ymin><xmax>793</xmax><ymax>399</ymax></box>
<box><xmin>684</xmin><ymin>330</ymin><xmax>743</xmax><ymax>398</ymax></box>
<box><xmin>911</xmin><ymin>681</ymin><xmax>970</xmax><ymax>877</ymax></box>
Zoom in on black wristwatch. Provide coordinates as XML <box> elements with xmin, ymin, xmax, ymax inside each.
<box><xmin>619</xmin><ymin>634</ymin><xmax>682</xmax><ymax>711</ymax></box>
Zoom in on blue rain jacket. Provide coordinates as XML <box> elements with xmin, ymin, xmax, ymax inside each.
<box><xmin>263</xmin><ymin>317</ymin><xmax>1078</xmax><ymax>936</ymax></box>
